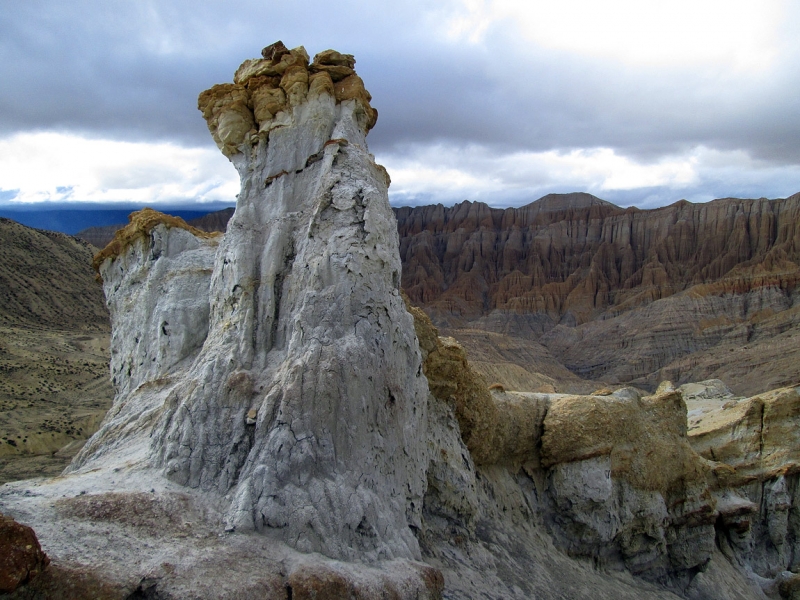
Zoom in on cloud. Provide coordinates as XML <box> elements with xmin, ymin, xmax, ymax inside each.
<box><xmin>446</xmin><ymin>0</ymin><xmax>784</xmax><ymax>71</ymax></box>
<box><xmin>0</xmin><ymin>132</ymin><xmax>238</xmax><ymax>204</ymax></box>
<box><xmin>381</xmin><ymin>144</ymin><xmax>800</xmax><ymax>208</ymax></box>
<box><xmin>0</xmin><ymin>0</ymin><xmax>798</xmax><ymax>209</ymax></box>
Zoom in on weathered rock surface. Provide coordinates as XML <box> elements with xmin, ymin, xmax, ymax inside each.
<box><xmin>0</xmin><ymin>512</ymin><xmax>49</xmax><ymax>593</ymax></box>
<box><xmin>74</xmin><ymin>43</ymin><xmax>429</xmax><ymax>565</ymax></box>
<box><xmin>682</xmin><ymin>382</ymin><xmax>800</xmax><ymax>593</ymax></box>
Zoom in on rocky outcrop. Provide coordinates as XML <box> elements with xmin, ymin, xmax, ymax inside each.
<box><xmin>408</xmin><ymin>300</ymin><xmax>546</xmax><ymax>467</ymax></box>
<box><xmin>407</xmin><ymin>302</ymin><xmax>745</xmax><ymax>593</ymax></box>
<box><xmin>75</xmin><ymin>42</ymin><xmax>429</xmax><ymax>564</ymax></box>
<box><xmin>406</xmin><ymin>298</ymin><xmax>800</xmax><ymax>595</ymax></box>
<box><xmin>540</xmin><ymin>390</ymin><xmax>717</xmax><ymax>583</ymax></box>
<box><xmin>681</xmin><ymin>382</ymin><xmax>800</xmax><ymax>590</ymax></box>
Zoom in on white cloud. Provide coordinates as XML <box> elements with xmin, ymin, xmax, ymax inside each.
<box><xmin>1</xmin><ymin>131</ymin><xmax>796</xmax><ymax>212</ymax></box>
<box><xmin>446</xmin><ymin>0</ymin><xmax>785</xmax><ymax>71</ymax></box>
<box><xmin>382</xmin><ymin>143</ymin><xmax>698</xmax><ymax>199</ymax></box>
<box><xmin>380</xmin><ymin>143</ymin><xmax>800</xmax><ymax>207</ymax></box>
<box><xmin>0</xmin><ymin>132</ymin><xmax>238</xmax><ymax>204</ymax></box>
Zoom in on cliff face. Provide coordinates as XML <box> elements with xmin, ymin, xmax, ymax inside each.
<box><xmin>396</xmin><ymin>192</ymin><xmax>800</xmax><ymax>392</ymax></box>
<box><xmin>76</xmin><ymin>42</ymin><xmax>429</xmax><ymax>563</ymax></box>
<box><xmin>397</xmin><ymin>192</ymin><xmax>800</xmax><ymax>325</ymax></box>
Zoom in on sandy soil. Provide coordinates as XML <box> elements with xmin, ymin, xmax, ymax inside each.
<box><xmin>0</xmin><ymin>326</ymin><xmax>112</xmax><ymax>484</ymax></box>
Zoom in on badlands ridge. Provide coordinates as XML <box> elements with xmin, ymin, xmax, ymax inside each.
<box><xmin>2</xmin><ymin>43</ymin><xmax>800</xmax><ymax>599</ymax></box>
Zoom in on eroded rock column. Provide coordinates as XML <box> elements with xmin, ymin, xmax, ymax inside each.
<box><xmin>88</xmin><ymin>42</ymin><xmax>430</xmax><ymax>562</ymax></box>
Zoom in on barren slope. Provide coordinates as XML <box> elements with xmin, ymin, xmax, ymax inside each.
<box><xmin>0</xmin><ymin>218</ymin><xmax>112</xmax><ymax>484</ymax></box>
<box><xmin>0</xmin><ymin>218</ymin><xmax>109</xmax><ymax>331</ymax></box>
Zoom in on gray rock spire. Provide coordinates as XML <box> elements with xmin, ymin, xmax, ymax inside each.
<box><xmin>77</xmin><ymin>44</ymin><xmax>429</xmax><ymax>561</ymax></box>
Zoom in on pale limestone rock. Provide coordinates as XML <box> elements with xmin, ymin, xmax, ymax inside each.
<box><xmin>538</xmin><ymin>390</ymin><xmax>717</xmax><ymax>579</ymax></box>
<box><xmin>102</xmin><ymin>225</ymin><xmax>216</xmax><ymax>394</ymax></box>
<box><xmin>77</xmin><ymin>45</ymin><xmax>429</xmax><ymax>563</ymax></box>
<box><xmin>686</xmin><ymin>385</ymin><xmax>800</xmax><ymax>581</ymax></box>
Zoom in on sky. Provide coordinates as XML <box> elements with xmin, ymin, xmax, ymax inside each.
<box><xmin>1</xmin><ymin>0</ymin><xmax>799</xmax><ymax>211</ymax></box>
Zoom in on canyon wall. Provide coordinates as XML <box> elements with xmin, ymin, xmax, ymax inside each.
<box><xmin>396</xmin><ymin>192</ymin><xmax>800</xmax><ymax>392</ymax></box>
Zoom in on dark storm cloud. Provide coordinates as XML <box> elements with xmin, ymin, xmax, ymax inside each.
<box><xmin>0</xmin><ymin>0</ymin><xmax>431</xmax><ymax>144</ymax></box>
<box><xmin>368</xmin><ymin>39</ymin><xmax>800</xmax><ymax>167</ymax></box>
<box><xmin>1</xmin><ymin>0</ymin><xmax>799</xmax><ymax>207</ymax></box>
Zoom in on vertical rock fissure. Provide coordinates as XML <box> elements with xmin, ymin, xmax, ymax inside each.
<box><xmin>270</xmin><ymin>241</ymin><xmax>296</xmax><ymax>354</ymax></box>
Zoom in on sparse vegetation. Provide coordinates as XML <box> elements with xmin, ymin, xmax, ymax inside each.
<box><xmin>0</xmin><ymin>218</ymin><xmax>114</xmax><ymax>484</ymax></box>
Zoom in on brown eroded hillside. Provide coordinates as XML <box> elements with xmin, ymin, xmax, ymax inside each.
<box><xmin>396</xmin><ymin>192</ymin><xmax>800</xmax><ymax>394</ymax></box>
<box><xmin>0</xmin><ymin>218</ymin><xmax>110</xmax><ymax>331</ymax></box>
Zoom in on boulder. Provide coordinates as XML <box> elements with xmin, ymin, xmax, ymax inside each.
<box><xmin>0</xmin><ymin>512</ymin><xmax>49</xmax><ymax>593</ymax></box>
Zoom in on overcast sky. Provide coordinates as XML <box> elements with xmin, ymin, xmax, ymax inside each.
<box><xmin>1</xmin><ymin>0</ymin><xmax>799</xmax><ymax>210</ymax></box>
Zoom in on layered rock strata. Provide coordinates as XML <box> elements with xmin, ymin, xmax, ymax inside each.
<box><xmin>396</xmin><ymin>192</ymin><xmax>800</xmax><ymax>393</ymax></box>
<box><xmin>397</xmin><ymin>193</ymin><xmax>800</xmax><ymax>326</ymax></box>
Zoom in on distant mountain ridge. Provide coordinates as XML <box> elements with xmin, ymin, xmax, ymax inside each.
<box><xmin>76</xmin><ymin>207</ymin><xmax>235</xmax><ymax>248</ymax></box>
<box><xmin>0</xmin><ymin>207</ymin><xmax>233</xmax><ymax>236</ymax></box>
<box><xmin>396</xmin><ymin>192</ymin><xmax>800</xmax><ymax>323</ymax></box>
<box><xmin>0</xmin><ymin>218</ymin><xmax>109</xmax><ymax>331</ymax></box>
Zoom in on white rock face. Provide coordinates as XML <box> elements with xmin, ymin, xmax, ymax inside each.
<box><xmin>75</xmin><ymin>47</ymin><xmax>430</xmax><ymax>562</ymax></box>
<box><xmin>102</xmin><ymin>225</ymin><xmax>217</xmax><ymax>398</ymax></box>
